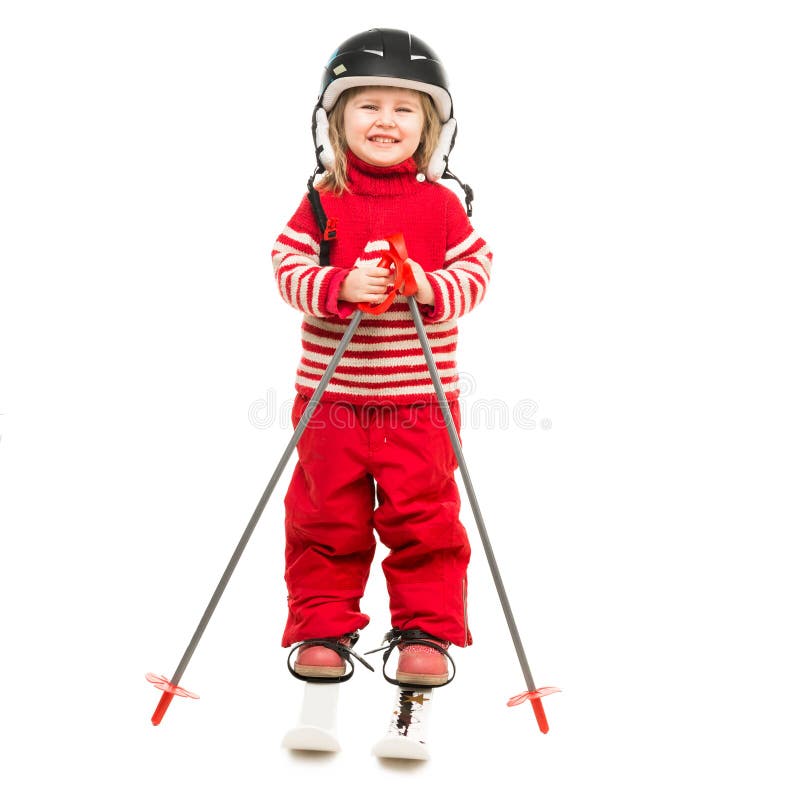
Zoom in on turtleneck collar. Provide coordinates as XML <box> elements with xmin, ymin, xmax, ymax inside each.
<box><xmin>345</xmin><ymin>148</ymin><xmax>426</xmax><ymax>196</ymax></box>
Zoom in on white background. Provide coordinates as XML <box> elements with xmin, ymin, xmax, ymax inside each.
<box><xmin>1</xmin><ymin>0</ymin><xmax>798</xmax><ymax>796</ymax></box>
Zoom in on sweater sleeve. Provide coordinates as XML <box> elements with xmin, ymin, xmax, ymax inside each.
<box><xmin>421</xmin><ymin>193</ymin><xmax>493</xmax><ymax>323</ymax></box>
<box><xmin>271</xmin><ymin>195</ymin><xmax>350</xmax><ymax>318</ymax></box>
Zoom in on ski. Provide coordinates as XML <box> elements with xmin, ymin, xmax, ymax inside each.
<box><xmin>281</xmin><ymin>682</ymin><xmax>341</xmax><ymax>752</ymax></box>
<box><xmin>372</xmin><ymin>685</ymin><xmax>434</xmax><ymax>760</ymax></box>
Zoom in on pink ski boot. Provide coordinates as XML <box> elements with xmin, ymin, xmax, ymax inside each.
<box><xmin>294</xmin><ymin>637</ymin><xmax>350</xmax><ymax>678</ymax></box>
<box><xmin>287</xmin><ymin>633</ymin><xmax>374</xmax><ymax>682</ymax></box>
<box><xmin>369</xmin><ymin>628</ymin><xmax>456</xmax><ymax>687</ymax></box>
<box><xmin>397</xmin><ymin>641</ymin><xmax>451</xmax><ymax>686</ymax></box>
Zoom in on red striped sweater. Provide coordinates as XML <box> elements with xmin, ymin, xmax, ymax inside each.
<box><xmin>271</xmin><ymin>149</ymin><xmax>492</xmax><ymax>405</ymax></box>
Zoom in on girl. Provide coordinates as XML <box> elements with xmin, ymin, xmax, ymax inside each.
<box><xmin>271</xmin><ymin>28</ymin><xmax>492</xmax><ymax>687</ymax></box>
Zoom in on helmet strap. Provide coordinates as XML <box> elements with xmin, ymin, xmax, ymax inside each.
<box><xmin>306</xmin><ymin>169</ymin><xmax>335</xmax><ymax>267</ymax></box>
<box><xmin>441</xmin><ymin>158</ymin><xmax>474</xmax><ymax>217</ymax></box>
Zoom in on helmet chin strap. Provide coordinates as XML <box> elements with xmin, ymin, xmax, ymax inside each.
<box><xmin>306</xmin><ymin>165</ymin><xmax>335</xmax><ymax>267</ymax></box>
<box><xmin>442</xmin><ymin>158</ymin><xmax>474</xmax><ymax>218</ymax></box>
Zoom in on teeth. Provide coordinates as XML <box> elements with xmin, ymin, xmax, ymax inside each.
<box><xmin>371</xmin><ymin>137</ymin><xmax>398</xmax><ymax>143</ymax></box>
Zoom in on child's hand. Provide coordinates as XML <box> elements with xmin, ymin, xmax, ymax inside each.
<box><xmin>405</xmin><ymin>258</ymin><xmax>435</xmax><ymax>306</ymax></box>
<box><xmin>338</xmin><ymin>264</ymin><xmax>394</xmax><ymax>304</ymax></box>
<box><xmin>339</xmin><ymin>239</ymin><xmax>394</xmax><ymax>305</ymax></box>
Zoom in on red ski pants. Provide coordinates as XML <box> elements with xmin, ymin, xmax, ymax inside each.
<box><xmin>282</xmin><ymin>394</ymin><xmax>472</xmax><ymax>648</ymax></box>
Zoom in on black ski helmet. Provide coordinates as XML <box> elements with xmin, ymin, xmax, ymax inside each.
<box><xmin>318</xmin><ymin>28</ymin><xmax>452</xmax><ymax>121</ymax></box>
<box><xmin>311</xmin><ymin>27</ymin><xmax>470</xmax><ymax>197</ymax></box>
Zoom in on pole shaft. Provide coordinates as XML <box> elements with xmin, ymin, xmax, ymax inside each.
<box><xmin>168</xmin><ymin>311</ymin><xmax>364</xmax><ymax>687</ymax></box>
<box><xmin>407</xmin><ymin>297</ymin><xmax>538</xmax><ymax>693</ymax></box>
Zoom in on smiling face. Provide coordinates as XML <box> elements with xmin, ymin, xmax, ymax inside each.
<box><xmin>343</xmin><ymin>87</ymin><xmax>425</xmax><ymax>167</ymax></box>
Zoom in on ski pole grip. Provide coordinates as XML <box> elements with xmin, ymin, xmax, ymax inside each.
<box><xmin>357</xmin><ymin>233</ymin><xmax>415</xmax><ymax>315</ymax></box>
<box><xmin>151</xmin><ymin>691</ymin><xmax>175</xmax><ymax>726</ymax></box>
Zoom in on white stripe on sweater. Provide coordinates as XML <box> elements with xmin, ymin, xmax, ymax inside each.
<box><xmin>303</xmin><ymin>352</ymin><xmax>453</xmax><ymax>370</ymax></box>
<box><xmin>364</xmin><ymin>239</ymin><xmax>390</xmax><ymax>252</ymax></box>
<box><xmin>278</xmin><ymin>225</ymin><xmax>320</xmax><ymax>255</ymax></box>
<box><xmin>438</xmin><ymin>270</ymin><xmax>464</xmax><ymax>319</ymax></box>
<box><xmin>279</xmin><ymin>268</ymin><xmax>295</xmax><ymax>304</ymax></box>
<box><xmin>429</xmin><ymin>272</ymin><xmax>451</xmax><ymax>320</ymax></box>
<box><xmin>310</xmin><ymin>267</ymin><xmax>333</xmax><ymax>316</ymax></box>
<box><xmin>274</xmin><ymin>252</ymin><xmax>316</xmax><ymax>270</ymax></box>
<box><xmin>354</xmin><ymin>256</ymin><xmax>384</xmax><ymax>270</ymax></box>
<box><xmin>443</xmin><ymin>246</ymin><xmax>492</xmax><ymax>277</ymax></box>
<box><xmin>298</xmin><ymin>366</ymin><xmax>459</xmax><ymax>385</ymax></box>
<box><xmin>289</xmin><ymin>267</ymin><xmax>308</xmax><ymax>310</ymax></box>
<box><xmin>301</xmin><ymin>330</ymin><xmax>459</xmax><ymax>352</ymax></box>
<box><xmin>296</xmin><ymin>376</ymin><xmax>460</xmax><ymax>397</ymax></box>
<box><xmin>474</xmin><ymin>244</ymin><xmax>493</xmax><ymax>275</ymax></box>
<box><xmin>304</xmin><ymin>315</ymin><xmax>458</xmax><ymax>335</ymax></box>
<box><xmin>452</xmin><ymin>248</ymin><xmax>492</xmax><ymax>279</ymax></box>
<box><xmin>296</xmin><ymin>270</ymin><xmax>314</xmax><ymax>314</ymax></box>
<box><xmin>453</xmin><ymin>268</ymin><xmax>477</xmax><ymax>312</ymax></box>
<box><xmin>272</xmin><ymin>243</ymin><xmax>315</xmax><ymax>264</ymax></box>
<box><xmin>445</xmin><ymin>230</ymin><xmax>480</xmax><ymax>263</ymax></box>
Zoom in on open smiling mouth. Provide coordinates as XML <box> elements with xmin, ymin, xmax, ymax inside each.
<box><xmin>369</xmin><ymin>136</ymin><xmax>400</xmax><ymax>143</ymax></box>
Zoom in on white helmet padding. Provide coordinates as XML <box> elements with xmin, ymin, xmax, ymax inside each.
<box><xmin>321</xmin><ymin>76</ymin><xmax>452</xmax><ymax>122</ymax></box>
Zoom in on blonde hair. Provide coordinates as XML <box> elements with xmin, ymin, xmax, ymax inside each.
<box><xmin>315</xmin><ymin>86</ymin><xmax>443</xmax><ymax>195</ymax></box>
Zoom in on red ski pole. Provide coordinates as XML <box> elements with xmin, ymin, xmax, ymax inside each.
<box><xmin>389</xmin><ymin>233</ymin><xmax>561</xmax><ymax>733</ymax></box>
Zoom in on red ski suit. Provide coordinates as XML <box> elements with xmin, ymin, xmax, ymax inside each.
<box><xmin>271</xmin><ymin>150</ymin><xmax>492</xmax><ymax>649</ymax></box>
